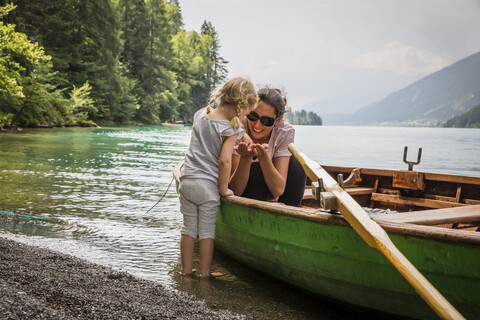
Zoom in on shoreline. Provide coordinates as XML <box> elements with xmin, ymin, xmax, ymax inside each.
<box><xmin>0</xmin><ymin>236</ymin><xmax>245</xmax><ymax>319</ymax></box>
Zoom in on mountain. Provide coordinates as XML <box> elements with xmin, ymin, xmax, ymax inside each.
<box><xmin>335</xmin><ymin>51</ymin><xmax>480</xmax><ymax>126</ymax></box>
<box><xmin>443</xmin><ymin>104</ymin><xmax>480</xmax><ymax>128</ymax></box>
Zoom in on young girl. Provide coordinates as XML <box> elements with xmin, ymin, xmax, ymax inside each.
<box><xmin>178</xmin><ymin>77</ymin><xmax>258</xmax><ymax>278</ymax></box>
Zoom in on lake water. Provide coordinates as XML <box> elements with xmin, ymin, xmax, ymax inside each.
<box><xmin>0</xmin><ymin>125</ymin><xmax>479</xmax><ymax>319</ymax></box>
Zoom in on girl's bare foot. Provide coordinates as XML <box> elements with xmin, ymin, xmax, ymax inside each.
<box><xmin>180</xmin><ymin>269</ymin><xmax>196</xmax><ymax>276</ymax></box>
<box><xmin>200</xmin><ymin>272</ymin><xmax>222</xmax><ymax>279</ymax></box>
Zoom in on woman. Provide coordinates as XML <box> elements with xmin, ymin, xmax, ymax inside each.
<box><xmin>229</xmin><ymin>87</ymin><xmax>306</xmax><ymax>206</ymax></box>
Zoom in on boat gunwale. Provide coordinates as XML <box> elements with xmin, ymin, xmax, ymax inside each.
<box><xmin>173</xmin><ymin>161</ymin><xmax>480</xmax><ymax>246</ymax></box>
<box><xmin>221</xmin><ymin>196</ymin><xmax>480</xmax><ymax>246</ymax></box>
<box><xmin>322</xmin><ymin>165</ymin><xmax>480</xmax><ymax>185</ymax></box>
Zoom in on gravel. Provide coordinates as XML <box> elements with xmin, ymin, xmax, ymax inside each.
<box><xmin>0</xmin><ymin>236</ymin><xmax>245</xmax><ymax>319</ymax></box>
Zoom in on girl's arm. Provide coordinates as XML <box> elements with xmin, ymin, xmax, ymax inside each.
<box><xmin>239</xmin><ymin>133</ymin><xmax>253</xmax><ymax>145</ymax></box>
<box><xmin>254</xmin><ymin>144</ymin><xmax>289</xmax><ymax>199</ymax></box>
<box><xmin>229</xmin><ymin>142</ymin><xmax>253</xmax><ymax>195</ymax></box>
<box><xmin>218</xmin><ymin>134</ymin><xmax>239</xmax><ymax>196</ymax></box>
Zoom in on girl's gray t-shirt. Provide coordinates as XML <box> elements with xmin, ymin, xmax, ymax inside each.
<box><xmin>180</xmin><ymin>108</ymin><xmax>245</xmax><ymax>184</ymax></box>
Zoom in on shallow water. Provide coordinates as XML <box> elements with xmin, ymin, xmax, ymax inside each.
<box><xmin>1</xmin><ymin>125</ymin><xmax>479</xmax><ymax>319</ymax></box>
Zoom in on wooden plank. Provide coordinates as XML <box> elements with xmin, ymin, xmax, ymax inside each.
<box><xmin>321</xmin><ymin>165</ymin><xmax>356</xmax><ymax>174</ymax></box>
<box><xmin>359</xmin><ymin>168</ymin><xmax>397</xmax><ymax>177</ymax></box>
<box><xmin>455</xmin><ymin>186</ymin><xmax>462</xmax><ymax>203</ymax></box>
<box><xmin>392</xmin><ymin>171</ymin><xmax>425</xmax><ymax>190</ymax></box>
<box><xmin>321</xmin><ymin>165</ymin><xmax>398</xmax><ymax>178</ymax></box>
<box><xmin>424</xmin><ymin>172</ymin><xmax>480</xmax><ymax>185</ymax></box>
<box><xmin>322</xmin><ymin>165</ymin><xmax>480</xmax><ymax>185</ymax></box>
<box><xmin>303</xmin><ymin>187</ymin><xmax>374</xmax><ymax>199</ymax></box>
<box><xmin>465</xmin><ymin>199</ymin><xmax>480</xmax><ymax>205</ymax></box>
<box><xmin>345</xmin><ymin>187</ymin><xmax>375</xmax><ymax>196</ymax></box>
<box><xmin>424</xmin><ymin>194</ymin><xmax>457</xmax><ymax>203</ymax></box>
<box><xmin>377</xmin><ymin>188</ymin><xmax>401</xmax><ymax>195</ymax></box>
<box><xmin>418</xmin><ymin>194</ymin><xmax>480</xmax><ymax>205</ymax></box>
<box><xmin>371</xmin><ymin>193</ymin><xmax>468</xmax><ymax>209</ymax></box>
<box><xmin>373</xmin><ymin>205</ymin><xmax>480</xmax><ymax>225</ymax></box>
<box><xmin>288</xmin><ymin>143</ymin><xmax>465</xmax><ymax>320</ymax></box>
<box><xmin>370</xmin><ymin>177</ymin><xmax>380</xmax><ymax>208</ymax></box>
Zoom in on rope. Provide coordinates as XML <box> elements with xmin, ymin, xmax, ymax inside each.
<box><xmin>146</xmin><ymin>176</ymin><xmax>175</xmax><ymax>214</ymax></box>
<box><xmin>0</xmin><ymin>211</ymin><xmax>53</xmax><ymax>220</ymax></box>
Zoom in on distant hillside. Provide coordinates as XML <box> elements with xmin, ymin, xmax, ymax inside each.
<box><xmin>340</xmin><ymin>51</ymin><xmax>480</xmax><ymax>126</ymax></box>
<box><xmin>442</xmin><ymin>104</ymin><xmax>480</xmax><ymax>128</ymax></box>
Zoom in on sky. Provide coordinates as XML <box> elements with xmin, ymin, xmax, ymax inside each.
<box><xmin>178</xmin><ymin>0</ymin><xmax>480</xmax><ymax>114</ymax></box>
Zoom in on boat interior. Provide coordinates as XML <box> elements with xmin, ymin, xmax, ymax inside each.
<box><xmin>301</xmin><ymin>165</ymin><xmax>480</xmax><ymax>232</ymax></box>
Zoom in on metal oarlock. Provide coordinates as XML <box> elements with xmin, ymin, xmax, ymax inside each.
<box><xmin>403</xmin><ymin>146</ymin><xmax>422</xmax><ymax>171</ymax></box>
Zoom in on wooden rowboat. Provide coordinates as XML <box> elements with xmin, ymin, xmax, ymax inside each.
<box><xmin>173</xmin><ymin>155</ymin><xmax>480</xmax><ymax>319</ymax></box>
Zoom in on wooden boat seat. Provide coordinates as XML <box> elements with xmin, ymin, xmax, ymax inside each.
<box><xmin>373</xmin><ymin>204</ymin><xmax>480</xmax><ymax>226</ymax></box>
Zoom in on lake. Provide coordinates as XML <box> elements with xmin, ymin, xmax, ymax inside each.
<box><xmin>0</xmin><ymin>125</ymin><xmax>479</xmax><ymax>319</ymax></box>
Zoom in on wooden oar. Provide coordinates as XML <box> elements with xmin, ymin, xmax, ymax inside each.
<box><xmin>288</xmin><ymin>143</ymin><xmax>464</xmax><ymax>320</ymax></box>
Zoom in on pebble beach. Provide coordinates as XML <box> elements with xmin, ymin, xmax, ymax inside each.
<box><xmin>0</xmin><ymin>237</ymin><xmax>245</xmax><ymax>319</ymax></box>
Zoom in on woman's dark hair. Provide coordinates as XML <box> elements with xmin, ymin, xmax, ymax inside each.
<box><xmin>257</xmin><ymin>87</ymin><xmax>288</xmax><ymax>118</ymax></box>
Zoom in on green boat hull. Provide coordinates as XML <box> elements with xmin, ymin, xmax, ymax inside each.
<box><xmin>215</xmin><ymin>200</ymin><xmax>480</xmax><ymax>319</ymax></box>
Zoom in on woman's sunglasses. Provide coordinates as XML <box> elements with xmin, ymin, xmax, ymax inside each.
<box><xmin>246</xmin><ymin>111</ymin><xmax>277</xmax><ymax>127</ymax></box>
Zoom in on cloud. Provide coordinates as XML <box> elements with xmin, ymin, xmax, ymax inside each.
<box><xmin>353</xmin><ymin>41</ymin><xmax>451</xmax><ymax>76</ymax></box>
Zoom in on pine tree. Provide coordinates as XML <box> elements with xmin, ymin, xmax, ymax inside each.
<box><xmin>172</xmin><ymin>30</ymin><xmax>215</xmax><ymax>120</ymax></box>
<box><xmin>201</xmin><ymin>21</ymin><xmax>228</xmax><ymax>88</ymax></box>
<box><xmin>119</xmin><ymin>0</ymin><xmax>181</xmax><ymax>123</ymax></box>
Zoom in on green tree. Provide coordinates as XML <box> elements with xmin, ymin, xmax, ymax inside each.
<box><xmin>201</xmin><ymin>21</ymin><xmax>228</xmax><ymax>88</ymax></box>
<box><xmin>171</xmin><ymin>20</ymin><xmax>229</xmax><ymax>116</ymax></box>
<box><xmin>172</xmin><ymin>30</ymin><xmax>215</xmax><ymax>119</ymax></box>
<box><xmin>0</xmin><ymin>4</ymin><xmax>50</xmax><ymax>99</ymax></box>
<box><xmin>286</xmin><ymin>110</ymin><xmax>323</xmax><ymax>125</ymax></box>
<box><xmin>0</xmin><ymin>3</ymin><xmax>68</xmax><ymax>128</ymax></box>
<box><xmin>67</xmin><ymin>82</ymin><xmax>95</xmax><ymax>125</ymax></box>
<box><xmin>443</xmin><ymin>105</ymin><xmax>480</xmax><ymax>128</ymax></box>
<box><xmin>119</xmin><ymin>0</ymin><xmax>181</xmax><ymax>123</ymax></box>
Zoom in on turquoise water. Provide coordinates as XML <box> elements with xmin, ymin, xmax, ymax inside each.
<box><xmin>0</xmin><ymin>125</ymin><xmax>479</xmax><ymax>319</ymax></box>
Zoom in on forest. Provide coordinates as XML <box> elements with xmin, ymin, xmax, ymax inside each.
<box><xmin>0</xmin><ymin>1</ymin><xmax>227</xmax><ymax>128</ymax></box>
<box><xmin>285</xmin><ymin>109</ymin><xmax>322</xmax><ymax>126</ymax></box>
<box><xmin>442</xmin><ymin>105</ymin><xmax>480</xmax><ymax>128</ymax></box>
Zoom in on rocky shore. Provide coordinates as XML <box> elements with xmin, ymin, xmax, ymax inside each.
<box><xmin>0</xmin><ymin>237</ymin><xmax>245</xmax><ymax>319</ymax></box>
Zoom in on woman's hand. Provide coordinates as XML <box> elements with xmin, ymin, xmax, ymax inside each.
<box><xmin>235</xmin><ymin>142</ymin><xmax>254</xmax><ymax>158</ymax></box>
<box><xmin>251</xmin><ymin>143</ymin><xmax>270</xmax><ymax>160</ymax></box>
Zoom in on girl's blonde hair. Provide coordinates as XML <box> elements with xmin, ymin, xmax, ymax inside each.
<box><xmin>206</xmin><ymin>77</ymin><xmax>259</xmax><ymax>129</ymax></box>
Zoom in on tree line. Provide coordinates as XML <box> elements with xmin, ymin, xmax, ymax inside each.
<box><xmin>285</xmin><ymin>109</ymin><xmax>322</xmax><ymax>125</ymax></box>
<box><xmin>442</xmin><ymin>104</ymin><xmax>480</xmax><ymax>128</ymax></box>
<box><xmin>0</xmin><ymin>1</ymin><xmax>227</xmax><ymax>128</ymax></box>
